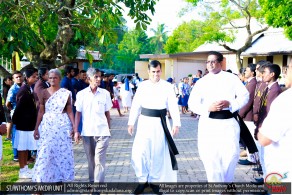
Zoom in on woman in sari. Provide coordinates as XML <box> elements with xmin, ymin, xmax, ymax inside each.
<box><xmin>33</xmin><ymin>68</ymin><xmax>75</xmax><ymax>182</ymax></box>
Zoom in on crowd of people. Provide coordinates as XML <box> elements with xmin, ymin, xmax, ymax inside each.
<box><xmin>0</xmin><ymin>50</ymin><xmax>291</xmax><ymax>194</ymax></box>
<box><xmin>0</xmin><ymin>65</ymin><xmax>148</xmax><ymax>183</ymax></box>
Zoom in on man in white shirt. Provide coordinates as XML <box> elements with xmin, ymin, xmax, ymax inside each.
<box><xmin>188</xmin><ymin>51</ymin><xmax>249</xmax><ymax>182</ymax></box>
<box><xmin>128</xmin><ymin>60</ymin><xmax>181</xmax><ymax>193</ymax></box>
<box><xmin>74</xmin><ymin>68</ymin><xmax>112</xmax><ymax>182</ymax></box>
<box><xmin>258</xmin><ymin>59</ymin><xmax>292</xmax><ymax>183</ymax></box>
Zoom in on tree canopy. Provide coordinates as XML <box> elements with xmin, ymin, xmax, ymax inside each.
<box><xmin>114</xmin><ymin>29</ymin><xmax>153</xmax><ymax>73</ymax></box>
<box><xmin>0</xmin><ymin>0</ymin><xmax>157</xmax><ymax>69</ymax></box>
<box><xmin>164</xmin><ymin>20</ymin><xmax>205</xmax><ymax>54</ymax></box>
<box><xmin>149</xmin><ymin>23</ymin><xmax>168</xmax><ymax>54</ymax></box>
<box><xmin>259</xmin><ymin>0</ymin><xmax>292</xmax><ymax>39</ymax></box>
<box><xmin>183</xmin><ymin>0</ymin><xmax>269</xmax><ymax>68</ymax></box>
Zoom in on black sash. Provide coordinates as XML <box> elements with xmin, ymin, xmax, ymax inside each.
<box><xmin>141</xmin><ymin>107</ymin><xmax>179</xmax><ymax>170</ymax></box>
<box><xmin>209</xmin><ymin>110</ymin><xmax>234</xmax><ymax>119</ymax></box>
<box><xmin>209</xmin><ymin>110</ymin><xmax>258</xmax><ymax>154</ymax></box>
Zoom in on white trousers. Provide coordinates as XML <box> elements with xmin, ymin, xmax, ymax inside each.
<box><xmin>245</xmin><ymin>121</ymin><xmax>266</xmax><ymax>176</ymax></box>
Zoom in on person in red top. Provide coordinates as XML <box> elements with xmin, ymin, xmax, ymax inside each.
<box><xmin>253</xmin><ymin>61</ymin><xmax>270</xmax><ymax>125</ymax></box>
<box><xmin>238</xmin><ymin>64</ymin><xmax>258</xmax><ymax>166</ymax></box>
<box><xmin>256</xmin><ymin>64</ymin><xmax>282</xmax><ymax>131</ymax></box>
<box><xmin>239</xmin><ymin>63</ymin><xmax>257</xmax><ymax>121</ymax></box>
<box><xmin>253</xmin><ymin>63</ymin><xmax>282</xmax><ymax>184</ymax></box>
<box><xmin>0</xmin><ymin>117</ymin><xmax>7</xmax><ymax>161</ymax></box>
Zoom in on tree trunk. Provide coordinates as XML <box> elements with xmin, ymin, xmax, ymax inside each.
<box><xmin>0</xmin><ymin>65</ymin><xmax>11</xmax><ymax>77</ymax></box>
<box><xmin>236</xmin><ymin>51</ymin><xmax>243</xmax><ymax>70</ymax></box>
<box><xmin>38</xmin><ymin>0</ymin><xmax>75</xmax><ymax>67</ymax></box>
<box><xmin>25</xmin><ymin>51</ymin><xmax>56</xmax><ymax>69</ymax></box>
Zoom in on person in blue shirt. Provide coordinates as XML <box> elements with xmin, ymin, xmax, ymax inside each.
<box><xmin>76</xmin><ymin>69</ymin><xmax>88</xmax><ymax>134</ymax></box>
<box><xmin>71</xmin><ymin>68</ymin><xmax>82</xmax><ymax>94</ymax></box>
<box><xmin>60</xmin><ymin>66</ymin><xmax>76</xmax><ymax>102</ymax></box>
<box><xmin>99</xmin><ymin>71</ymin><xmax>106</xmax><ymax>89</ymax></box>
<box><xmin>78</xmin><ymin>70</ymin><xmax>89</xmax><ymax>90</ymax></box>
<box><xmin>6</xmin><ymin>71</ymin><xmax>23</xmax><ymax>161</ymax></box>
<box><xmin>108</xmin><ymin>74</ymin><xmax>114</xmax><ymax>98</ymax></box>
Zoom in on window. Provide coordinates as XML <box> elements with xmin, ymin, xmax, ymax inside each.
<box><xmin>283</xmin><ymin>55</ymin><xmax>288</xmax><ymax>67</ymax></box>
<box><xmin>248</xmin><ymin>57</ymin><xmax>253</xmax><ymax>64</ymax></box>
<box><xmin>267</xmin><ymin>56</ymin><xmax>273</xmax><ymax>63</ymax></box>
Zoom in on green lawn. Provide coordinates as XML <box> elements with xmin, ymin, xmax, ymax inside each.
<box><xmin>1</xmin><ymin>136</ymin><xmax>34</xmax><ymax>182</ymax></box>
<box><xmin>1</xmin><ymin>136</ymin><xmax>19</xmax><ymax>182</ymax></box>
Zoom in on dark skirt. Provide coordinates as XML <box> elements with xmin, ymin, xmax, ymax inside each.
<box><xmin>178</xmin><ymin>95</ymin><xmax>189</xmax><ymax>106</ymax></box>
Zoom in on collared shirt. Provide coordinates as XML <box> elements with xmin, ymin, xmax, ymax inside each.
<box><xmin>188</xmin><ymin>70</ymin><xmax>249</xmax><ymax>116</ymax></box>
<box><xmin>247</xmin><ymin>77</ymin><xmax>254</xmax><ymax>82</ymax></box>
<box><xmin>6</xmin><ymin>83</ymin><xmax>21</xmax><ymax>111</ymax></box>
<box><xmin>75</xmin><ymin>87</ymin><xmax>112</xmax><ymax>136</ymax></box>
<box><xmin>245</xmin><ymin>77</ymin><xmax>255</xmax><ymax>86</ymax></box>
<box><xmin>267</xmin><ymin>81</ymin><xmax>277</xmax><ymax>89</ymax></box>
<box><xmin>78</xmin><ymin>80</ymin><xmax>89</xmax><ymax>90</ymax></box>
<box><xmin>71</xmin><ymin>77</ymin><xmax>82</xmax><ymax>93</ymax></box>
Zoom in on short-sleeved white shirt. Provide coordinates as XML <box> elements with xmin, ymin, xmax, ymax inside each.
<box><xmin>75</xmin><ymin>87</ymin><xmax>112</xmax><ymax>136</ymax></box>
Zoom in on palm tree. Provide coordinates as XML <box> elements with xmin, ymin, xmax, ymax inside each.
<box><xmin>150</xmin><ymin>23</ymin><xmax>169</xmax><ymax>54</ymax></box>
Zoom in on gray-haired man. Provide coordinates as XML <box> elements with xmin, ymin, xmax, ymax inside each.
<box><xmin>74</xmin><ymin>68</ymin><xmax>112</xmax><ymax>182</ymax></box>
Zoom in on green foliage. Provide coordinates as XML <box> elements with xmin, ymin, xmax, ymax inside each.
<box><xmin>149</xmin><ymin>24</ymin><xmax>168</xmax><ymax>54</ymax></box>
<box><xmin>179</xmin><ymin>0</ymin><xmax>269</xmax><ymax>68</ymax></box>
<box><xmin>167</xmin><ymin>0</ymin><xmax>261</xmax><ymax>55</ymax></box>
<box><xmin>165</xmin><ymin>20</ymin><xmax>205</xmax><ymax>53</ymax></box>
<box><xmin>185</xmin><ymin>0</ymin><xmax>201</xmax><ymax>6</ymax></box>
<box><xmin>259</xmin><ymin>0</ymin><xmax>292</xmax><ymax>39</ymax></box>
<box><xmin>0</xmin><ymin>0</ymin><xmax>158</xmax><ymax>67</ymax></box>
<box><xmin>181</xmin><ymin>0</ymin><xmax>266</xmax><ymax>46</ymax></box>
<box><xmin>113</xmin><ymin>29</ymin><xmax>154</xmax><ymax>73</ymax></box>
<box><xmin>1</xmin><ymin>136</ymin><xmax>20</xmax><ymax>182</ymax></box>
<box><xmin>85</xmin><ymin>52</ymin><xmax>94</xmax><ymax>66</ymax></box>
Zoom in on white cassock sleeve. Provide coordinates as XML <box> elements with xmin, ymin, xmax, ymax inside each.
<box><xmin>229</xmin><ymin>77</ymin><xmax>250</xmax><ymax>113</ymax></box>
<box><xmin>167</xmin><ymin>84</ymin><xmax>181</xmax><ymax>127</ymax></box>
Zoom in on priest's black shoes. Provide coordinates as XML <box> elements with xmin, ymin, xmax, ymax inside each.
<box><xmin>149</xmin><ymin>183</ymin><xmax>163</xmax><ymax>194</ymax></box>
<box><xmin>238</xmin><ymin>159</ymin><xmax>256</xmax><ymax>165</ymax></box>
<box><xmin>251</xmin><ymin>177</ymin><xmax>264</xmax><ymax>185</ymax></box>
<box><xmin>133</xmin><ymin>182</ymin><xmax>149</xmax><ymax>194</ymax></box>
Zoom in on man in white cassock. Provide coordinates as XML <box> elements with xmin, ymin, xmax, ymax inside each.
<box><xmin>128</xmin><ymin>60</ymin><xmax>181</xmax><ymax>193</ymax></box>
<box><xmin>188</xmin><ymin>51</ymin><xmax>249</xmax><ymax>182</ymax></box>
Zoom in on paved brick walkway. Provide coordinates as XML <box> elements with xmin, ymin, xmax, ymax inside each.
<box><xmin>73</xmin><ymin>110</ymin><xmax>258</xmax><ymax>183</ymax></box>
<box><xmin>17</xmin><ymin>110</ymin><xmax>262</xmax><ymax>194</ymax></box>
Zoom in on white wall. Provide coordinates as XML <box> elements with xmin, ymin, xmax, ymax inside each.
<box><xmin>135</xmin><ymin>61</ymin><xmax>149</xmax><ymax>79</ymax></box>
<box><xmin>224</xmin><ymin>54</ymin><xmax>239</xmax><ymax>74</ymax></box>
<box><xmin>175</xmin><ymin>59</ymin><xmax>206</xmax><ymax>82</ymax></box>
